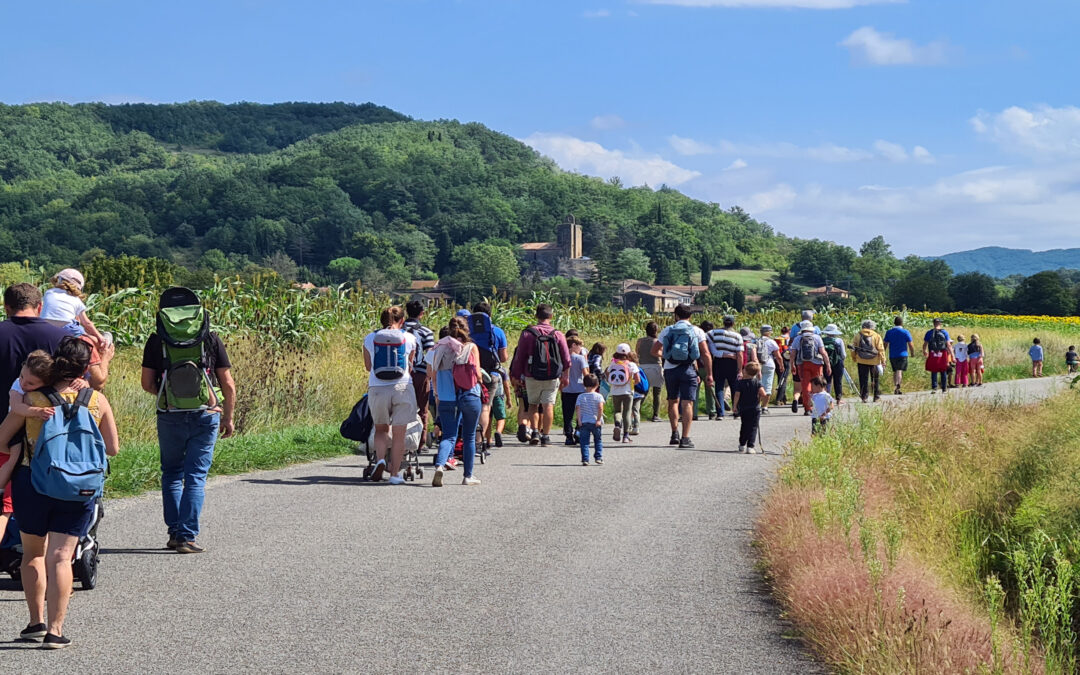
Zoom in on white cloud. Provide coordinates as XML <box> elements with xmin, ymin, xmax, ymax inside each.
<box><xmin>725</xmin><ymin>158</ymin><xmax>748</xmax><ymax>170</ymax></box>
<box><xmin>590</xmin><ymin>114</ymin><xmax>626</xmax><ymax>130</ymax></box>
<box><xmin>669</xmin><ymin>134</ymin><xmax>930</xmax><ymax>164</ymax></box>
<box><xmin>644</xmin><ymin>0</ymin><xmax>903</xmax><ymax>8</ymax></box>
<box><xmin>840</xmin><ymin>26</ymin><xmax>949</xmax><ymax>66</ymax></box>
<box><xmin>583</xmin><ymin>9</ymin><xmax>611</xmax><ymax>18</ymax></box>
<box><xmin>873</xmin><ymin>139</ymin><xmax>908</xmax><ymax>162</ymax></box>
<box><xmin>523</xmin><ymin>132</ymin><xmax>701</xmax><ymax>187</ymax></box>
<box><xmin>971</xmin><ymin>105</ymin><xmax>1080</xmax><ymax>159</ymax></box>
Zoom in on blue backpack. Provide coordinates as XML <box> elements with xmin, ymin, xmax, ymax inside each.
<box><xmin>635</xmin><ymin>368</ymin><xmax>650</xmax><ymax>395</ymax></box>
<box><xmin>662</xmin><ymin>322</ymin><xmax>700</xmax><ymax>366</ymax></box>
<box><xmin>468</xmin><ymin>313</ymin><xmax>502</xmax><ymax>374</ymax></box>
<box><xmin>372</xmin><ymin>329</ymin><xmax>409</xmax><ymax>380</ymax></box>
<box><xmin>30</xmin><ymin>389</ymin><xmax>108</xmax><ymax>503</ymax></box>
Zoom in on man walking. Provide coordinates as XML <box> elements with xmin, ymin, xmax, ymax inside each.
<box><xmin>652</xmin><ymin>304</ymin><xmax>713</xmax><ymax>448</ymax></box>
<box><xmin>403</xmin><ymin>301</ymin><xmax>435</xmax><ymax>447</ymax></box>
<box><xmin>469</xmin><ymin>301</ymin><xmax>510</xmax><ymax>447</ymax></box>
<box><xmin>510</xmin><ymin>304</ymin><xmax>570</xmax><ymax>447</ymax></box>
<box><xmin>852</xmin><ymin>319</ymin><xmax>886</xmax><ymax>403</ymax></box>
<box><xmin>883</xmin><ymin>316</ymin><xmax>914</xmax><ymax>395</ymax></box>
<box><xmin>789</xmin><ymin>320</ymin><xmax>831</xmax><ymax>416</ymax></box>
<box><xmin>706</xmin><ymin>315</ymin><xmax>742</xmax><ymax>419</ymax></box>
<box><xmin>141</xmin><ymin>287</ymin><xmax>236</xmax><ymax>553</ymax></box>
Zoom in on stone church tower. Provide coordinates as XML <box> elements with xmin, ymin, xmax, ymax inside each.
<box><xmin>556</xmin><ymin>214</ymin><xmax>582</xmax><ymax>260</ymax></box>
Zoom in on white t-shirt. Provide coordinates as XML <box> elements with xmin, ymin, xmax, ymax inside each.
<box><xmin>658</xmin><ymin>323</ymin><xmax>708</xmax><ymax>370</ymax></box>
<box><xmin>41</xmin><ymin>287</ymin><xmax>86</xmax><ymax>323</ymax></box>
<box><xmin>363</xmin><ymin>329</ymin><xmax>417</xmax><ymax>387</ymax></box>
<box><xmin>953</xmin><ymin>343</ymin><xmax>969</xmax><ymax>362</ymax></box>
<box><xmin>812</xmin><ymin>391</ymin><xmax>834</xmax><ymax>420</ymax></box>
<box><xmin>760</xmin><ymin>337</ymin><xmax>780</xmax><ymax>370</ymax></box>
<box><xmin>603</xmin><ymin>359</ymin><xmax>640</xmax><ymax>397</ymax></box>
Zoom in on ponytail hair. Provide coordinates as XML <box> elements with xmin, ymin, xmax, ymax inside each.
<box><xmin>53</xmin><ymin>276</ymin><xmax>86</xmax><ymax>300</ymax></box>
<box><xmin>447</xmin><ymin>316</ymin><xmax>472</xmax><ymax>343</ymax></box>
<box><xmin>380</xmin><ymin>306</ymin><xmax>405</xmax><ymax>328</ymax></box>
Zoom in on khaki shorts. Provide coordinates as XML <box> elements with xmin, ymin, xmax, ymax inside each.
<box><xmin>524</xmin><ymin>377</ymin><xmax>559</xmax><ymax>407</ymax></box>
<box><xmin>368</xmin><ymin>381</ymin><xmax>417</xmax><ymax>426</ymax></box>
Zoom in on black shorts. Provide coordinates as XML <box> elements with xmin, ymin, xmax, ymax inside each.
<box><xmin>890</xmin><ymin>357</ymin><xmax>908</xmax><ymax>372</ymax></box>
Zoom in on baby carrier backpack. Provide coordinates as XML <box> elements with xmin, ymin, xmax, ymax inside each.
<box><xmin>468</xmin><ymin>313</ymin><xmax>502</xmax><ymax>374</ymax></box>
<box><xmin>31</xmin><ymin>388</ymin><xmax>107</xmax><ymax>502</ymax></box>
<box><xmin>372</xmin><ymin>329</ymin><xmax>409</xmax><ymax>380</ymax></box>
<box><xmin>156</xmin><ymin>287</ymin><xmax>221</xmax><ymax>412</ymax></box>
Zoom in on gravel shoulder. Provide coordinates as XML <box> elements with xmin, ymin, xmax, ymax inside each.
<box><xmin>1</xmin><ymin>376</ymin><xmax>1066</xmax><ymax>673</ymax></box>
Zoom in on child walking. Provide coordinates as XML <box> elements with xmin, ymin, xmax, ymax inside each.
<box><xmin>953</xmin><ymin>335</ymin><xmax>969</xmax><ymax>387</ymax></box>
<box><xmin>731</xmin><ymin>362</ymin><xmax>767</xmax><ymax>454</ymax></box>
<box><xmin>810</xmin><ymin>376</ymin><xmax>834</xmax><ymax>435</ymax></box>
<box><xmin>41</xmin><ymin>269</ymin><xmax>106</xmax><ymax>346</ymax></box>
<box><xmin>967</xmin><ymin>334</ymin><xmax>984</xmax><ymax>386</ymax></box>
<box><xmin>604</xmin><ymin>343</ymin><xmax>640</xmax><ymax>443</ymax></box>
<box><xmin>628</xmin><ymin>352</ymin><xmax>646</xmax><ymax>436</ymax></box>
<box><xmin>587</xmin><ymin>342</ymin><xmax>606</xmax><ymax>378</ymax></box>
<box><xmin>575</xmin><ymin>374</ymin><xmax>605</xmax><ymax>466</ymax></box>
<box><xmin>1067</xmin><ymin>345</ymin><xmax>1078</xmax><ymax>374</ymax></box>
<box><xmin>1030</xmin><ymin>338</ymin><xmax>1044</xmax><ymax>377</ymax></box>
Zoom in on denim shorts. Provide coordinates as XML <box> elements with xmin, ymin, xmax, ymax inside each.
<box><xmin>11</xmin><ymin>467</ymin><xmax>94</xmax><ymax>538</ymax></box>
<box><xmin>663</xmin><ymin>364</ymin><xmax>699</xmax><ymax>402</ymax></box>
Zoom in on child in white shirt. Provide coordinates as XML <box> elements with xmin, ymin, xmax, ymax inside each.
<box><xmin>603</xmin><ymin>343</ymin><xmax>641</xmax><ymax>443</ymax></box>
<box><xmin>810</xmin><ymin>376</ymin><xmax>834</xmax><ymax>435</ymax></box>
<box><xmin>41</xmin><ymin>268</ymin><xmax>106</xmax><ymax>347</ymax></box>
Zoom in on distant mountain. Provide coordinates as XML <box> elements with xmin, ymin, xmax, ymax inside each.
<box><xmin>931</xmin><ymin>247</ymin><xmax>1080</xmax><ymax>277</ymax></box>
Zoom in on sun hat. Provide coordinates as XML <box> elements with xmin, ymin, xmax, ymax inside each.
<box><xmin>760</xmin><ymin>324</ymin><xmax>772</xmax><ymax>333</ymax></box>
<box><xmin>56</xmin><ymin>268</ymin><xmax>85</xmax><ymax>290</ymax></box>
<box><xmin>615</xmin><ymin>342</ymin><xmax>631</xmax><ymax>355</ymax></box>
<box><xmin>799</xmin><ymin>320</ymin><xmax>814</xmax><ymax>332</ymax></box>
<box><xmin>739</xmin><ymin>327</ymin><xmax>751</xmax><ymax>337</ymax></box>
<box><xmin>823</xmin><ymin>323</ymin><xmax>842</xmax><ymax>336</ymax></box>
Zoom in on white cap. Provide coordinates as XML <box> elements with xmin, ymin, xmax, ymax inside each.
<box><xmin>799</xmin><ymin>320</ymin><xmax>814</xmax><ymax>332</ymax></box>
<box><xmin>615</xmin><ymin>342</ymin><xmax>632</xmax><ymax>355</ymax></box>
<box><xmin>56</xmin><ymin>268</ymin><xmax>85</xmax><ymax>290</ymax></box>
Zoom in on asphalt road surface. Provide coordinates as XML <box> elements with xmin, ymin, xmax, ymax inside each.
<box><xmin>1</xmin><ymin>376</ymin><xmax>1067</xmax><ymax>673</ymax></box>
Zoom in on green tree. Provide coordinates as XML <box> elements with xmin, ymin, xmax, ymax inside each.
<box><xmin>83</xmin><ymin>255</ymin><xmax>179</xmax><ymax>292</ymax></box>
<box><xmin>948</xmin><ymin>272</ymin><xmax>1000</xmax><ymax>311</ymax></box>
<box><xmin>327</xmin><ymin>256</ymin><xmax>365</xmax><ymax>283</ymax></box>
<box><xmin>698</xmin><ymin>280</ymin><xmax>745</xmax><ymax>311</ymax></box>
<box><xmin>451</xmin><ymin>242</ymin><xmax>519</xmax><ymax>296</ymax></box>
<box><xmin>766</xmin><ymin>268</ymin><xmax>802</xmax><ymax>303</ymax></box>
<box><xmin>197</xmin><ymin>249</ymin><xmax>229</xmax><ymax>272</ymax></box>
<box><xmin>1011</xmin><ymin>271</ymin><xmax>1074</xmax><ymax>316</ymax></box>
<box><xmin>262</xmin><ymin>251</ymin><xmax>299</xmax><ymax>282</ymax></box>
<box><xmin>611</xmin><ymin>248</ymin><xmax>654</xmax><ymax>283</ymax></box>
<box><xmin>889</xmin><ymin>262</ymin><xmax>953</xmax><ymax>311</ymax></box>
<box><xmin>791</xmin><ymin>239</ymin><xmax>857</xmax><ymax>286</ymax></box>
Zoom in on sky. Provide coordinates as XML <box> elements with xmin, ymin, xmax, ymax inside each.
<box><xmin>2</xmin><ymin>0</ymin><xmax>1079</xmax><ymax>257</ymax></box>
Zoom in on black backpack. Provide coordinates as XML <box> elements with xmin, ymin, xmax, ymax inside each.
<box><xmin>526</xmin><ymin>326</ymin><xmax>563</xmax><ymax>381</ymax></box>
<box><xmin>340</xmin><ymin>395</ymin><xmax>373</xmax><ymax>442</ymax></box>
<box><xmin>797</xmin><ymin>334</ymin><xmax>817</xmax><ymax>364</ymax></box>
<box><xmin>928</xmin><ymin>329</ymin><xmax>947</xmax><ymax>352</ymax></box>
<box><xmin>855</xmin><ymin>333</ymin><xmax>879</xmax><ymax>360</ymax></box>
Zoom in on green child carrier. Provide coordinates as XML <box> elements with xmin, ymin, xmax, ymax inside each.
<box><xmin>156</xmin><ymin>287</ymin><xmax>221</xmax><ymax>413</ymax></box>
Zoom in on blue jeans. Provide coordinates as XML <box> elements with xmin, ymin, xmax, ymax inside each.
<box><xmin>435</xmin><ymin>392</ymin><xmax>482</xmax><ymax>478</ymax></box>
<box><xmin>578</xmin><ymin>422</ymin><xmax>603</xmax><ymax>462</ymax></box>
<box><xmin>930</xmin><ymin>371</ymin><xmax>948</xmax><ymax>392</ymax></box>
<box><xmin>157</xmin><ymin>412</ymin><xmax>220</xmax><ymax>542</ymax></box>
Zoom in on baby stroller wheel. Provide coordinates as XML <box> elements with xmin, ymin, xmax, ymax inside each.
<box><xmin>479</xmin><ymin>451</ymin><xmax>486</xmax><ymax>465</ymax></box>
<box><xmin>362</xmin><ymin>465</ymin><xmax>374</xmax><ymax>480</ymax></box>
<box><xmin>417</xmin><ymin>468</ymin><xmax>424</xmax><ymax>479</ymax></box>
<box><xmin>75</xmin><ymin>546</ymin><xmax>99</xmax><ymax>590</ymax></box>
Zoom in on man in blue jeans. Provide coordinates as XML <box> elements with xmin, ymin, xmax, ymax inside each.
<box><xmin>141</xmin><ymin>288</ymin><xmax>236</xmax><ymax>554</ymax></box>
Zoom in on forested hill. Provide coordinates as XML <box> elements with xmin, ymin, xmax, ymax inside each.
<box><xmin>0</xmin><ymin>101</ymin><xmax>779</xmax><ymax>290</ymax></box>
<box><xmin>932</xmin><ymin>247</ymin><xmax>1080</xmax><ymax>277</ymax></box>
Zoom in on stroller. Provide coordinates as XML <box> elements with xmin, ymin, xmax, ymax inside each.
<box><xmin>0</xmin><ymin>498</ymin><xmax>104</xmax><ymax>590</ymax></box>
<box><xmin>340</xmin><ymin>395</ymin><xmax>425</xmax><ymax>482</ymax></box>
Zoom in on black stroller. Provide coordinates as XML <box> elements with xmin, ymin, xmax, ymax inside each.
<box><xmin>340</xmin><ymin>395</ymin><xmax>424</xmax><ymax>482</ymax></box>
<box><xmin>0</xmin><ymin>498</ymin><xmax>103</xmax><ymax>590</ymax></box>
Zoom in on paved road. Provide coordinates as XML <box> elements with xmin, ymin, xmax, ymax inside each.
<box><xmin>1</xmin><ymin>376</ymin><xmax>1067</xmax><ymax>673</ymax></box>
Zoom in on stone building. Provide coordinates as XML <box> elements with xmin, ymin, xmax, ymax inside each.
<box><xmin>519</xmin><ymin>215</ymin><xmax>595</xmax><ymax>281</ymax></box>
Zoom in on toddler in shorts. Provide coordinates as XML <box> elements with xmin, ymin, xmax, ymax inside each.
<box><xmin>41</xmin><ymin>268</ymin><xmax>107</xmax><ymax>348</ymax></box>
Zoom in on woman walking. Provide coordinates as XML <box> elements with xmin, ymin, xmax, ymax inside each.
<box><xmin>2</xmin><ymin>338</ymin><xmax>120</xmax><ymax>648</ymax></box>
<box><xmin>636</xmin><ymin>323</ymin><xmax>665</xmax><ymax>422</ymax></box>
<box><xmin>430</xmin><ymin>316</ymin><xmax>484</xmax><ymax>487</ymax></box>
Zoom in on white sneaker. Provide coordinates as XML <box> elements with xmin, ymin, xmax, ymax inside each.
<box><xmin>432</xmin><ymin>467</ymin><xmax>444</xmax><ymax>487</ymax></box>
<box><xmin>462</xmin><ymin>476</ymin><xmax>481</xmax><ymax>486</ymax></box>
<box><xmin>747</xmin><ymin>447</ymin><xmax>758</xmax><ymax>454</ymax></box>
<box><xmin>388</xmin><ymin>474</ymin><xmax>406</xmax><ymax>485</ymax></box>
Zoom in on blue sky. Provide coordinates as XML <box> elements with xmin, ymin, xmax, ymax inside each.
<box><xmin>2</xmin><ymin>0</ymin><xmax>1078</xmax><ymax>256</ymax></box>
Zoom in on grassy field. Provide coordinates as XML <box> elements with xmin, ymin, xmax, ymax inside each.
<box><xmin>690</xmin><ymin>268</ymin><xmax>813</xmax><ymax>295</ymax></box>
<box><xmin>757</xmin><ymin>388</ymin><xmax>1080</xmax><ymax>673</ymax></box>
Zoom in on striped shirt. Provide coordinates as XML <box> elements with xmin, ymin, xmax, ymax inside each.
<box><xmin>707</xmin><ymin>328</ymin><xmax>743</xmax><ymax>359</ymax></box>
<box><xmin>576</xmin><ymin>391</ymin><xmax>606</xmax><ymax>425</ymax></box>
<box><xmin>404</xmin><ymin>319</ymin><xmax>436</xmax><ymax>373</ymax></box>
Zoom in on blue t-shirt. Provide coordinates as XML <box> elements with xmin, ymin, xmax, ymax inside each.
<box><xmin>882</xmin><ymin>327</ymin><xmax>913</xmax><ymax>358</ymax></box>
<box><xmin>1030</xmin><ymin>344</ymin><xmax>1044</xmax><ymax>361</ymax></box>
<box><xmin>923</xmin><ymin>329</ymin><xmax>951</xmax><ymax>351</ymax></box>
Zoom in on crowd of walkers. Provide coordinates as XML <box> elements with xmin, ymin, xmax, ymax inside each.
<box><xmin>360</xmin><ymin>301</ymin><xmax>1068</xmax><ymax>480</ymax></box>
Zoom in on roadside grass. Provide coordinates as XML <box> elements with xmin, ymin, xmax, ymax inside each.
<box><xmin>106</xmin><ymin>423</ymin><xmax>354</xmax><ymax>498</ymax></box>
<box><xmin>758</xmin><ymin>390</ymin><xmax>1080</xmax><ymax>673</ymax></box>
